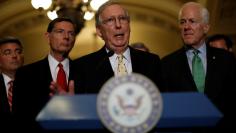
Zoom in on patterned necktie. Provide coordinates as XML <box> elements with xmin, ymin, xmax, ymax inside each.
<box><xmin>117</xmin><ymin>55</ymin><xmax>128</xmax><ymax>76</ymax></box>
<box><xmin>192</xmin><ymin>50</ymin><xmax>205</xmax><ymax>93</ymax></box>
<box><xmin>8</xmin><ymin>80</ymin><xmax>13</xmax><ymax>111</ymax></box>
<box><xmin>57</xmin><ymin>63</ymin><xmax>67</xmax><ymax>91</ymax></box>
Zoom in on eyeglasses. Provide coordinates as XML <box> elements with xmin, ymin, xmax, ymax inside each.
<box><xmin>0</xmin><ymin>49</ymin><xmax>23</xmax><ymax>56</ymax></box>
<box><xmin>52</xmin><ymin>29</ymin><xmax>75</xmax><ymax>37</ymax></box>
<box><xmin>101</xmin><ymin>15</ymin><xmax>130</xmax><ymax>26</ymax></box>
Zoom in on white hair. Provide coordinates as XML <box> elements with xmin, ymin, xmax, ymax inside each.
<box><xmin>179</xmin><ymin>2</ymin><xmax>209</xmax><ymax>24</ymax></box>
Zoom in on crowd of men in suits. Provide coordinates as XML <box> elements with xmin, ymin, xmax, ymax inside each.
<box><xmin>0</xmin><ymin>1</ymin><xmax>235</xmax><ymax>132</ymax></box>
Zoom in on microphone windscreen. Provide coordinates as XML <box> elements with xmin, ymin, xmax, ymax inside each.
<box><xmin>107</xmin><ymin>50</ymin><xmax>114</xmax><ymax>57</ymax></box>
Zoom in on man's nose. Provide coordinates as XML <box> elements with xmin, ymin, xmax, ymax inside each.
<box><xmin>12</xmin><ymin>52</ymin><xmax>18</xmax><ymax>57</ymax></box>
<box><xmin>115</xmin><ymin>18</ymin><xmax>122</xmax><ymax>28</ymax></box>
<box><xmin>183</xmin><ymin>22</ymin><xmax>192</xmax><ymax>29</ymax></box>
<box><xmin>64</xmin><ymin>32</ymin><xmax>70</xmax><ymax>38</ymax></box>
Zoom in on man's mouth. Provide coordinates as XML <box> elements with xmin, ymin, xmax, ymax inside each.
<box><xmin>114</xmin><ymin>33</ymin><xmax>124</xmax><ymax>37</ymax></box>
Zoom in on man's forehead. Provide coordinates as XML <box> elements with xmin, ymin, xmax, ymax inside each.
<box><xmin>102</xmin><ymin>5</ymin><xmax>125</xmax><ymax>14</ymax></box>
<box><xmin>0</xmin><ymin>42</ymin><xmax>20</xmax><ymax>48</ymax></box>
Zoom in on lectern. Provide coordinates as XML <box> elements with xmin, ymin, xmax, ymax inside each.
<box><xmin>36</xmin><ymin>92</ymin><xmax>222</xmax><ymax>131</ymax></box>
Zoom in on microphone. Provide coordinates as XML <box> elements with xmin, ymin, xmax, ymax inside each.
<box><xmin>107</xmin><ymin>50</ymin><xmax>114</xmax><ymax>57</ymax></box>
<box><xmin>96</xmin><ymin>50</ymin><xmax>114</xmax><ymax>70</ymax></box>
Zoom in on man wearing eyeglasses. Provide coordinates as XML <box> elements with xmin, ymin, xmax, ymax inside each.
<box><xmin>12</xmin><ymin>17</ymin><xmax>76</xmax><ymax>132</ymax></box>
<box><xmin>0</xmin><ymin>36</ymin><xmax>24</xmax><ymax>130</ymax></box>
<box><xmin>74</xmin><ymin>1</ymin><xmax>163</xmax><ymax>93</ymax></box>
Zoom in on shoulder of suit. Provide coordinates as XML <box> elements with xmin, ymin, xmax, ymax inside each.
<box><xmin>17</xmin><ymin>58</ymin><xmax>46</xmax><ymax>73</ymax></box>
<box><xmin>161</xmin><ymin>48</ymin><xmax>184</xmax><ymax>61</ymax></box>
<box><xmin>73</xmin><ymin>48</ymin><xmax>105</xmax><ymax>64</ymax></box>
<box><xmin>208</xmin><ymin>46</ymin><xmax>235</xmax><ymax>59</ymax></box>
<box><xmin>131</xmin><ymin>47</ymin><xmax>160</xmax><ymax>58</ymax></box>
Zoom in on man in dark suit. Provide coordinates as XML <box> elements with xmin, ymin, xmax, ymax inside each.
<box><xmin>73</xmin><ymin>1</ymin><xmax>163</xmax><ymax>93</ymax></box>
<box><xmin>207</xmin><ymin>34</ymin><xmax>234</xmax><ymax>53</ymax></box>
<box><xmin>0</xmin><ymin>36</ymin><xmax>24</xmax><ymax>129</ymax></box>
<box><xmin>12</xmin><ymin>17</ymin><xmax>76</xmax><ymax>132</ymax></box>
<box><xmin>161</xmin><ymin>2</ymin><xmax>236</xmax><ymax>130</ymax></box>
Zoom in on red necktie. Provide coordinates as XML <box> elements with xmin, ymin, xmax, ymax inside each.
<box><xmin>8</xmin><ymin>80</ymin><xmax>13</xmax><ymax>111</ymax></box>
<box><xmin>57</xmin><ymin>63</ymin><xmax>68</xmax><ymax>91</ymax></box>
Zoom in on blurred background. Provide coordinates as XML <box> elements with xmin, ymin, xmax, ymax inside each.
<box><xmin>0</xmin><ymin>0</ymin><xmax>235</xmax><ymax>65</ymax></box>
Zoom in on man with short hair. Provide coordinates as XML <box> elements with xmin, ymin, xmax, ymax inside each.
<box><xmin>12</xmin><ymin>17</ymin><xmax>77</xmax><ymax>131</ymax></box>
<box><xmin>161</xmin><ymin>2</ymin><xmax>236</xmax><ymax>130</ymax></box>
<box><xmin>74</xmin><ymin>1</ymin><xmax>163</xmax><ymax>93</ymax></box>
<box><xmin>0</xmin><ymin>36</ymin><xmax>24</xmax><ymax>128</ymax></box>
<box><xmin>207</xmin><ymin>34</ymin><xmax>234</xmax><ymax>52</ymax></box>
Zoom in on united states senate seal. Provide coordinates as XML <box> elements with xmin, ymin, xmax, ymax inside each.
<box><xmin>97</xmin><ymin>73</ymin><xmax>163</xmax><ymax>133</ymax></box>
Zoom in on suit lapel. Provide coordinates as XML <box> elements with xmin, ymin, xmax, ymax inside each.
<box><xmin>205</xmin><ymin>46</ymin><xmax>218</xmax><ymax>94</ymax></box>
<box><xmin>129</xmin><ymin>47</ymin><xmax>143</xmax><ymax>73</ymax></box>
<box><xmin>39</xmin><ymin>57</ymin><xmax>53</xmax><ymax>93</ymax></box>
<box><xmin>43</xmin><ymin>57</ymin><xmax>75</xmax><ymax>87</ymax></box>
<box><xmin>179</xmin><ymin>47</ymin><xmax>197</xmax><ymax>91</ymax></box>
<box><xmin>0</xmin><ymin>74</ymin><xmax>10</xmax><ymax>112</ymax></box>
<box><xmin>68</xmin><ymin>59</ymin><xmax>74</xmax><ymax>81</ymax></box>
<box><xmin>97</xmin><ymin>47</ymin><xmax>114</xmax><ymax>79</ymax></box>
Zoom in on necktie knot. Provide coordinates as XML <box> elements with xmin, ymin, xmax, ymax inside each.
<box><xmin>193</xmin><ymin>49</ymin><xmax>200</xmax><ymax>55</ymax></box>
<box><xmin>8</xmin><ymin>80</ymin><xmax>13</xmax><ymax>87</ymax></box>
<box><xmin>117</xmin><ymin>54</ymin><xmax>123</xmax><ymax>61</ymax></box>
<box><xmin>117</xmin><ymin>54</ymin><xmax>127</xmax><ymax>76</ymax></box>
<box><xmin>58</xmin><ymin>63</ymin><xmax>63</xmax><ymax>68</ymax></box>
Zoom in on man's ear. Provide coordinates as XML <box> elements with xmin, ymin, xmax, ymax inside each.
<box><xmin>203</xmin><ymin>24</ymin><xmax>210</xmax><ymax>34</ymax></box>
<box><xmin>44</xmin><ymin>32</ymin><xmax>50</xmax><ymax>44</ymax></box>
<box><xmin>96</xmin><ymin>26</ymin><xmax>103</xmax><ymax>38</ymax></box>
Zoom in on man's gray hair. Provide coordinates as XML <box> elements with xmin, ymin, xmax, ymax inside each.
<box><xmin>178</xmin><ymin>2</ymin><xmax>209</xmax><ymax>24</ymax></box>
<box><xmin>95</xmin><ymin>1</ymin><xmax>129</xmax><ymax>27</ymax></box>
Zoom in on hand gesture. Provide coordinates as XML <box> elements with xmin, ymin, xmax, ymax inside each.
<box><xmin>49</xmin><ymin>80</ymin><xmax>74</xmax><ymax>96</ymax></box>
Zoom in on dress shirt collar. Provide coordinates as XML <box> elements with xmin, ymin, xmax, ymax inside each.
<box><xmin>106</xmin><ymin>47</ymin><xmax>132</xmax><ymax>75</ymax></box>
<box><xmin>186</xmin><ymin>42</ymin><xmax>206</xmax><ymax>59</ymax></box>
<box><xmin>48</xmin><ymin>54</ymin><xmax>70</xmax><ymax>81</ymax></box>
<box><xmin>106</xmin><ymin>47</ymin><xmax>131</xmax><ymax>63</ymax></box>
<box><xmin>2</xmin><ymin>73</ymin><xmax>13</xmax><ymax>93</ymax></box>
<box><xmin>186</xmin><ymin>42</ymin><xmax>207</xmax><ymax>74</ymax></box>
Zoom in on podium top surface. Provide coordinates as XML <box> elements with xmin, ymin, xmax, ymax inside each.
<box><xmin>37</xmin><ymin>92</ymin><xmax>223</xmax><ymax>129</ymax></box>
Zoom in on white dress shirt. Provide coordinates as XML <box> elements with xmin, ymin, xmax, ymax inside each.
<box><xmin>48</xmin><ymin>54</ymin><xmax>70</xmax><ymax>83</ymax></box>
<box><xmin>2</xmin><ymin>73</ymin><xmax>13</xmax><ymax>95</ymax></box>
<box><xmin>107</xmin><ymin>48</ymin><xmax>132</xmax><ymax>76</ymax></box>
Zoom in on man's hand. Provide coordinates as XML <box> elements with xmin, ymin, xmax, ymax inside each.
<box><xmin>49</xmin><ymin>80</ymin><xmax>74</xmax><ymax>96</ymax></box>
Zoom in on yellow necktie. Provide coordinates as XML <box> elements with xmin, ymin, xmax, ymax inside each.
<box><xmin>117</xmin><ymin>55</ymin><xmax>128</xmax><ymax>76</ymax></box>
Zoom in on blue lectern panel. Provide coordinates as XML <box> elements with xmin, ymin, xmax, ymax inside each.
<box><xmin>159</xmin><ymin>92</ymin><xmax>222</xmax><ymax>128</ymax></box>
<box><xmin>36</xmin><ymin>95</ymin><xmax>101</xmax><ymax>130</ymax></box>
<box><xmin>36</xmin><ymin>92</ymin><xmax>222</xmax><ymax>130</ymax></box>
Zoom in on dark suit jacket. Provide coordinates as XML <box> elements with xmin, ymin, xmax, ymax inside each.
<box><xmin>0</xmin><ymin>74</ymin><xmax>12</xmax><ymax>128</ymax></box>
<box><xmin>12</xmin><ymin>57</ymin><xmax>75</xmax><ymax>131</ymax></box>
<box><xmin>161</xmin><ymin>45</ymin><xmax>236</xmax><ymax>129</ymax></box>
<box><xmin>73</xmin><ymin>46</ymin><xmax>163</xmax><ymax>93</ymax></box>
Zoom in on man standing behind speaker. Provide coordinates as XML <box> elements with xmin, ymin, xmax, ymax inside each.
<box><xmin>12</xmin><ymin>17</ymin><xmax>76</xmax><ymax>132</ymax></box>
<box><xmin>73</xmin><ymin>1</ymin><xmax>163</xmax><ymax>93</ymax></box>
<box><xmin>0</xmin><ymin>36</ymin><xmax>24</xmax><ymax>130</ymax></box>
<box><xmin>161</xmin><ymin>2</ymin><xmax>236</xmax><ymax>129</ymax></box>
